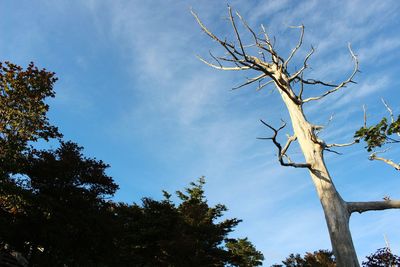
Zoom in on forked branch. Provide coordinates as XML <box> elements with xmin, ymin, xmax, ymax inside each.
<box><xmin>232</xmin><ymin>73</ymin><xmax>267</xmax><ymax>90</ymax></box>
<box><xmin>258</xmin><ymin>120</ymin><xmax>311</xmax><ymax>169</ymax></box>
<box><xmin>191</xmin><ymin>8</ymin><xmax>301</xmax><ymax>104</ymax></box>
<box><xmin>284</xmin><ymin>25</ymin><xmax>305</xmax><ymax>69</ymax></box>
<box><xmin>193</xmin><ymin>6</ymin><xmax>359</xmax><ymax>107</ymax></box>
<box><xmin>302</xmin><ymin>44</ymin><xmax>359</xmax><ymax>103</ymax></box>
<box><xmin>289</xmin><ymin>46</ymin><xmax>315</xmax><ymax>82</ymax></box>
<box><xmin>196</xmin><ymin>55</ymin><xmax>251</xmax><ymax>70</ymax></box>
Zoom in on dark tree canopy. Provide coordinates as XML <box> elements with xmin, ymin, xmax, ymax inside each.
<box><xmin>362</xmin><ymin>247</ymin><xmax>400</xmax><ymax>267</ymax></box>
<box><xmin>273</xmin><ymin>248</ymin><xmax>400</xmax><ymax>267</ymax></box>
<box><xmin>226</xmin><ymin>238</ymin><xmax>265</xmax><ymax>267</ymax></box>
<box><xmin>0</xmin><ymin>61</ymin><xmax>263</xmax><ymax>266</ymax></box>
<box><xmin>0</xmin><ymin>61</ymin><xmax>62</xmax><ymax>237</ymax></box>
<box><xmin>1</xmin><ymin>141</ymin><xmax>119</xmax><ymax>266</ymax></box>
<box><xmin>113</xmin><ymin>178</ymin><xmax>264</xmax><ymax>267</ymax></box>
<box><xmin>272</xmin><ymin>250</ymin><xmax>336</xmax><ymax>267</ymax></box>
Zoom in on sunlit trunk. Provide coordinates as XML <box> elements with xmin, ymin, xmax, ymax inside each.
<box><xmin>280</xmin><ymin>89</ymin><xmax>360</xmax><ymax>267</ymax></box>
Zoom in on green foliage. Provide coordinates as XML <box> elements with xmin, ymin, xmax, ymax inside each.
<box><xmin>273</xmin><ymin>250</ymin><xmax>336</xmax><ymax>267</ymax></box>
<box><xmin>0</xmin><ymin>61</ymin><xmax>263</xmax><ymax>266</ymax></box>
<box><xmin>0</xmin><ymin>61</ymin><xmax>61</xmax><ymax>161</ymax></box>
<box><xmin>226</xmin><ymin>238</ymin><xmax>264</xmax><ymax>266</ymax></box>
<box><xmin>0</xmin><ymin>61</ymin><xmax>62</xmax><ymax>225</ymax></box>
<box><xmin>274</xmin><ymin>248</ymin><xmax>400</xmax><ymax>267</ymax></box>
<box><xmin>355</xmin><ymin>116</ymin><xmax>400</xmax><ymax>152</ymax></box>
<box><xmin>1</xmin><ymin>142</ymin><xmax>119</xmax><ymax>266</ymax></box>
<box><xmin>114</xmin><ymin>177</ymin><xmax>262</xmax><ymax>266</ymax></box>
<box><xmin>362</xmin><ymin>247</ymin><xmax>400</xmax><ymax>267</ymax></box>
<box><xmin>2</xmin><ymin>142</ymin><xmax>263</xmax><ymax>266</ymax></box>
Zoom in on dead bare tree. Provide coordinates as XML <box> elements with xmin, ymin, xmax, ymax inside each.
<box><xmin>192</xmin><ymin>7</ymin><xmax>400</xmax><ymax>267</ymax></box>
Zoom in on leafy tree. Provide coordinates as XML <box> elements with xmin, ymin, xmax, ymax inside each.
<box><xmin>0</xmin><ymin>61</ymin><xmax>263</xmax><ymax>266</ymax></box>
<box><xmin>191</xmin><ymin>7</ymin><xmax>400</xmax><ymax>266</ymax></box>
<box><xmin>362</xmin><ymin>247</ymin><xmax>400</xmax><ymax>267</ymax></box>
<box><xmin>113</xmin><ymin>177</ymin><xmax>264</xmax><ymax>267</ymax></box>
<box><xmin>0</xmin><ymin>61</ymin><xmax>62</xmax><ymax>262</ymax></box>
<box><xmin>355</xmin><ymin>101</ymin><xmax>400</xmax><ymax>170</ymax></box>
<box><xmin>1</xmin><ymin>142</ymin><xmax>118</xmax><ymax>266</ymax></box>
<box><xmin>273</xmin><ymin>250</ymin><xmax>336</xmax><ymax>267</ymax></box>
<box><xmin>226</xmin><ymin>238</ymin><xmax>264</xmax><ymax>267</ymax></box>
<box><xmin>0</xmin><ymin>61</ymin><xmax>61</xmax><ymax>167</ymax></box>
<box><xmin>273</xmin><ymin>248</ymin><xmax>400</xmax><ymax>267</ymax></box>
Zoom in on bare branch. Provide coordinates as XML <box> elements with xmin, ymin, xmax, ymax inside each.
<box><xmin>289</xmin><ymin>46</ymin><xmax>315</xmax><ymax>81</ymax></box>
<box><xmin>232</xmin><ymin>73</ymin><xmax>267</xmax><ymax>90</ymax></box>
<box><xmin>209</xmin><ymin>51</ymin><xmax>223</xmax><ymax>68</ymax></box>
<box><xmin>382</xmin><ymin>98</ymin><xmax>395</xmax><ymax>123</ymax></box>
<box><xmin>196</xmin><ymin>55</ymin><xmax>250</xmax><ymax>70</ymax></box>
<box><xmin>348</xmin><ymin>200</ymin><xmax>400</xmax><ymax>214</ymax></box>
<box><xmin>326</xmin><ymin>139</ymin><xmax>359</xmax><ymax>148</ymax></box>
<box><xmin>258</xmin><ymin>120</ymin><xmax>311</xmax><ymax>168</ymax></box>
<box><xmin>302</xmin><ymin>44</ymin><xmax>359</xmax><ymax>103</ymax></box>
<box><xmin>325</xmin><ymin>148</ymin><xmax>343</xmax><ymax>155</ymax></box>
<box><xmin>297</xmin><ymin>78</ymin><xmax>338</xmax><ymax>88</ymax></box>
<box><xmin>256</xmin><ymin>79</ymin><xmax>275</xmax><ymax>91</ymax></box>
<box><xmin>260</xmin><ymin>24</ymin><xmax>282</xmax><ymax>65</ymax></box>
<box><xmin>314</xmin><ymin>114</ymin><xmax>335</xmax><ymax>136</ymax></box>
<box><xmin>192</xmin><ymin>9</ymin><xmax>256</xmax><ymax>71</ymax></box>
<box><xmin>370</xmin><ymin>152</ymin><xmax>400</xmax><ymax>171</ymax></box>
<box><xmin>298</xmin><ymin>73</ymin><xmax>305</xmax><ymax>99</ymax></box>
<box><xmin>191</xmin><ymin>9</ymin><xmax>224</xmax><ymax>45</ymax></box>
<box><xmin>381</xmin><ymin>98</ymin><xmax>400</xmax><ymax>137</ymax></box>
<box><xmin>235</xmin><ymin>11</ymin><xmax>259</xmax><ymax>47</ymax></box>
<box><xmin>363</xmin><ymin>104</ymin><xmax>367</xmax><ymax>128</ymax></box>
<box><xmin>192</xmin><ymin>7</ymin><xmax>303</xmax><ymax>105</ymax></box>
<box><xmin>281</xmin><ymin>134</ymin><xmax>297</xmax><ymax>157</ymax></box>
<box><xmin>284</xmin><ymin>25</ymin><xmax>305</xmax><ymax>69</ymax></box>
<box><xmin>228</xmin><ymin>6</ymin><xmax>246</xmax><ymax>57</ymax></box>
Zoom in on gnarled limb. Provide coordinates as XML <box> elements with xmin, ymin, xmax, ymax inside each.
<box><xmin>258</xmin><ymin>120</ymin><xmax>311</xmax><ymax>169</ymax></box>
<box><xmin>191</xmin><ymin>9</ymin><xmax>301</xmax><ymax>104</ymax></box>
<box><xmin>348</xmin><ymin>200</ymin><xmax>400</xmax><ymax>214</ymax></box>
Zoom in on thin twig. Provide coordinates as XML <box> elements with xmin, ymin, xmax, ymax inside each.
<box><xmin>284</xmin><ymin>25</ymin><xmax>305</xmax><ymax>69</ymax></box>
<box><xmin>232</xmin><ymin>73</ymin><xmax>266</xmax><ymax>90</ymax></box>
<box><xmin>302</xmin><ymin>44</ymin><xmax>359</xmax><ymax>103</ymax></box>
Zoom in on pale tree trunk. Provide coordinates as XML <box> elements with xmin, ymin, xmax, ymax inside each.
<box><xmin>192</xmin><ymin>7</ymin><xmax>400</xmax><ymax>267</ymax></box>
<box><xmin>280</xmin><ymin>90</ymin><xmax>360</xmax><ymax>267</ymax></box>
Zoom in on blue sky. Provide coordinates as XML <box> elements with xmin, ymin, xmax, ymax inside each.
<box><xmin>2</xmin><ymin>0</ymin><xmax>400</xmax><ymax>265</ymax></box>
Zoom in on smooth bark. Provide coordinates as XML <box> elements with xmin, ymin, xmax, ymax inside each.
<box><xmin>192</xmin><ymin>8</ymin><xmax>400</xmax><ymax>266</ymax></box>
<box><xmin>279</xmin><ymin>83</ymin><xmax>360</xmax><ymax>267</ymax></box>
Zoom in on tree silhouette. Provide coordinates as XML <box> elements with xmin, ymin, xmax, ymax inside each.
<box><xmin>0</xmin><ymin>61</ymin><xmax>263</xmax><ymax>266</ymax></box>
